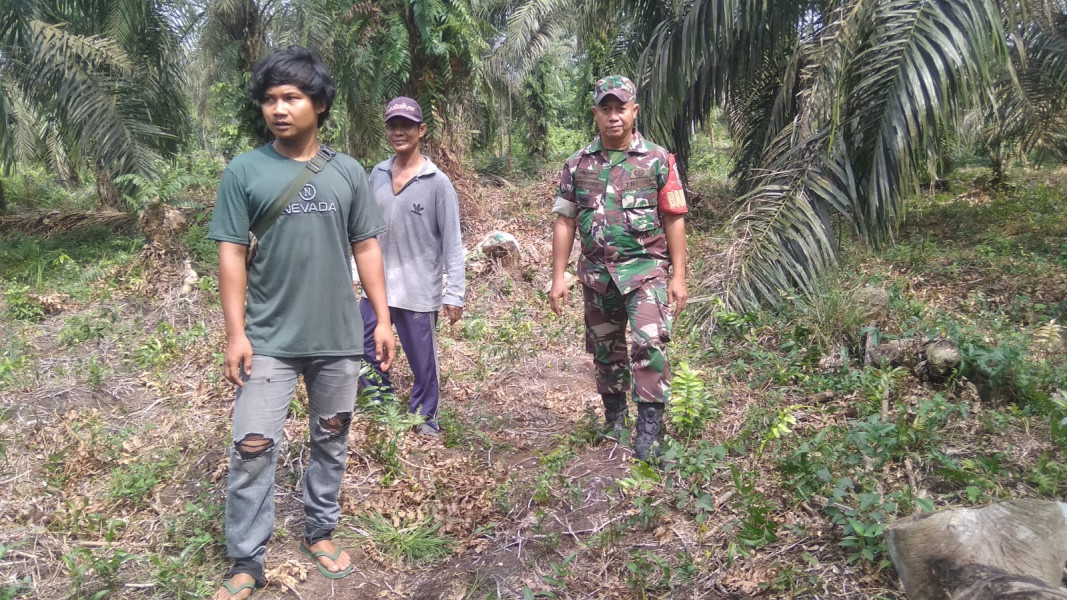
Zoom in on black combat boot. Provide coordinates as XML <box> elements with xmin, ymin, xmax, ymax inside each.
<box><xmin>600</xmin><ymin>393</ymin><xmax>628</xmax><ymax>442</ymax></box>
<box><xmin>633</xmin><ymin>402</ymin><xmax>665</xmax><ymax>461</ymax></box>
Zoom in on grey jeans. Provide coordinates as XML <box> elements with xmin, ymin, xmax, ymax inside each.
<box><xmin>225</xmin><ymin>354</ymin><xmax>359</xmax><ymax>568</ymax></box>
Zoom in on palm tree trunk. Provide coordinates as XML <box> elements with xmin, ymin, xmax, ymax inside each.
<box><xmin>94</xmin><ymin>164</ymin><xmax>122</xmax><ymax>210</ymax></box>
<box><xmin>991</xmin><ymin>143</ymin><xmax>1006</xmax><ymax>187</ymax></box>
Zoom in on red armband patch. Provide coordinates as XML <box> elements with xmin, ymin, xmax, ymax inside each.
<box><xmin>657</xmin><ymin>154</ymin><xmax>688</xmax><ymax>215</ymax></box>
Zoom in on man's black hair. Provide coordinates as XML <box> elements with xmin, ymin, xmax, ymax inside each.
<box><xmin>249</xmin><ymin>46</ymin><xmax>336</xmax><ymax>128</ymax></box>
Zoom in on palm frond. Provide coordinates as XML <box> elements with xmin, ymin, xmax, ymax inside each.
<box><xmin>713</xmin><ymin>125</ymin><xmax>855</xmax><ymax>312</ymax></box>
<box><xmin>635</xmin><ymin>0</ymin><xmax>809</xmax><ymax>168</ymax></box>
<box><xmin>709</xmin><ymin>0</ymin><xmax>1006</xmax><ymax>309</ymax></box>
<box><xmin>989</xmin><ymin>3</ymin><xmax>1067</xmax><ymax>156</ymax></box>
<box><xmin>24</xmin><ymin>20</ymin><xmax>168</xmax><ymax>177</ymax></box>
<box><xmin>842</xmin><ymin>0</ymin><xmax>1004</xmax><ymax>244</ymax></box>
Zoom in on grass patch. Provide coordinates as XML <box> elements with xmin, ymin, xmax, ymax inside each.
<box><xmin>354</xmin><ymin>512</ymin><xmax>453</xmax><ymax>565</ymax></box>
<box><xmin>0</xmin><ymin>230</ymin><xmax>142</xmax><ymax>297</ymax></box>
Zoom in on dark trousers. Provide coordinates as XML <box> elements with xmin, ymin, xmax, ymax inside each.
<box><xmin>359</xmin><ymin>299</ymin><xmax>441</xmax><ymax>429</ymax></box>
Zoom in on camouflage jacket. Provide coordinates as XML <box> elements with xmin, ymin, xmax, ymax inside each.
<box><xmin>553</xmin><ymin>130</ymin><xmax>687</xmax><ymax>295</ymax></box>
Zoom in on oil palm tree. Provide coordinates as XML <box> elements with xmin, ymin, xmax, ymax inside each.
<box><xmin>982</xmin><ymin>0</ymin><xmax>1067</xmax><ymax>180</ymax></box>
<box><xmin>505</xmin><ymin>0</ymin><xmax>1065</xmax><ymax>314</ymax></box>
<box><xmin>189</xmin><ymin>0</ymin><xmax>486</xmax><ymax>163</ymax></box>
<box><xmin>630</xmin><ymin>0</ymin><xmax>1067</xmax><ymax>312</ymax></box>
<box><xmin>327</xmin><ymin>0</ymin><xmax>487</xmax><ymax>162</ymax></box>
<box><xmin>0</xmin><ymin>0</ymin><xmax>189</xmax><ymax>209</ymax></box>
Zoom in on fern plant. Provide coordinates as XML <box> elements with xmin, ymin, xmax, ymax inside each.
<box><xmin>357</xmin><ymin>364</ymin><xmax>424</xmax><ymax>485</ymax></box>
<box><xmin>668</xmin><ymin>363</ymin><xmax>718</xmax><ymax>441</ymax></box>
<box><xmin>1033</xmin><ymin>319</ymin><xmax>1064</xmax><ymax>355</ymax></box>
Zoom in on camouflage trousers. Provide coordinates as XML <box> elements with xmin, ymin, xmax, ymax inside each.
<box><xmin>582</xmin><ymin>279</ymin><xmax>672</xmax><ymax>404</ymax></box>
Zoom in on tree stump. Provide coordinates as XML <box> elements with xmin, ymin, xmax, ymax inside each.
<box><xmin>138</xmin><ymin>202</ymin><xmax>188</xmax><ymax>261</ymax></box>
<box><xmin>919</xmin><ymin>339</ymin><xmax>962</xmax><ymax>381</ymax></box>
<box><xmin>854</xmin><ymin>285</ymin><xmax>889</xmax><ymax>323</ymax></box>
<box><xmin>886</xmin><ymin>500</ymin><xmax>1067</xmax><ymax>599</ymax></box>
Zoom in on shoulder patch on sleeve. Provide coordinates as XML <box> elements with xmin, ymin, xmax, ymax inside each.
<box><xmin>656</xmin><ymin>154</ymin><xmax>688</xmax><ymax>214</ymax></box>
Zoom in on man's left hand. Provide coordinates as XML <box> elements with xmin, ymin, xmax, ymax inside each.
<box><xmin>441</xmin><ymin>304</ymin><xmax>463</xmax><ymax>324</ymax></box>
<box><xmin>667</xmin><ymin>275</ymin><xmax>687</xmax><ymax>318</ymax></box>
<box><xmin>374</xmin><ymin>322</ymin><xmax>396</xmax><ymax>372</ymax></box>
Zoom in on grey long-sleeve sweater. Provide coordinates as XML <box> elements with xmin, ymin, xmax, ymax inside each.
<box><xmin>364</xmin><ymin>156</ymin><xmax>465</xmax><ymax>312</ymax></box>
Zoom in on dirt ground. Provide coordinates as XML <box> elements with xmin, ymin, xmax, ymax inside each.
<box><xmin>4</xmin><ymin>168</ymin><xmax>1065</xmax><ymax>599</ymax></box>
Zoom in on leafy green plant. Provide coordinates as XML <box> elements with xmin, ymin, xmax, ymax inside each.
<box><xmin>357</xmin><ymin>366</ymin><xmax>424</xmax><ymax>485</ymax></box>
<box><xmin>760</xmin><ymin>404</ymin><xmax>805</xmax><ymax>452</ymax></box>
<box><xmin>0</xmin><ymin>231</ymin><xmax>142</xmax><ymax>296</ymax></box>
<box><xmin>149</xmin><ymin>494</ymin><xmax>220</xmax><ymax>598</ymax></box>
<box><xmin>4</xmin><ymin>286</ymin><xmax>45</xmax><ymax>322</ymax></box>
<box><xmin>618</xmin><ymin>461</ymin><xmax>666</xmax><ymax>529</ymax></box>
<box><xmin>625</xmin><ymin>549</ymin><xmax>673</xmax><ymax>593</ymax></box>
<box><xmin>0</xmin><ymin>337</ymin><xmax>30</xmax><ymax>390</ymax></box>
<box><xmin>931</xmin><ymin>450</ymin><xmax>1007</xmax><ymax>501</ymax></box>
<box><xmin>533</xmin><ymin>446</ymin><xmax>575</xmax><ymax>504</ymax></box>
<box><xmin>847</xmin><ymin>415</ymin><xmax>898</xmax><ymax>469</ymax></box>
<box><xmin>668</xmin><ymin>363</ymin><xmax>719</xmax><ymax>440</ymax></box>
<box><xmin>59</xmin><ymin>311</ymin><xmax>116</xmax><ymax>346</ymax></box>
<box><xmin>85</xmin><ymin>356</ymin><xmax>114</xmax><ymax>390</ymax></box>
<box><xmin>778</xmin><ymin>427</ymin><xmax>842</xmax><ymax>500</ymax></box>
<box><xmin>108</xmin><ymin>447</ymin><xmax>180</xmax><ymax>505</ymax></box>
<box><xmin>1029</xmin><ymin>455</ymin><xmax>1067</xmax><ymax>496</ymax></box>
<box><xmin>895</xmin><ymin>393</ymin><xmax>966</xmax><ymax>452</ymax></box>
<box><xmin>132</xmin><ymin>321</ymin><xmax>207</xmax><ymax>368</ymax></box>
<box><xmin>62</xmin><ymin>546</ymin><xmax>140</xmax><ymax>598</ymax></box>
<box><xmin>355</xmin><ymin>511</ymin><xmax>453</xmax><ymax>565</ymax></box>
<box><xmin>724</xmin><ymin>465</ymin><xmax>778</xmax><ymax>561</ymax></box>
<box><xmin>824</xmin><ymin>479</ymin><xmax>899</xmax><ymax>568</ymax></box>
<box><xmin>661</xmin><ymin>440</ymin><xmax>724</xmax><ymax>523</ymax></box>
<box><xmin>860</xmin><ymin>366</ymin><xmax>908</xmax><ymax>414</ymax></box>
<box><xmin>522</xmin><ymin>551</ymin><xmax>577</xmax><ymax>598</ymax></box>
<box><xmin>181</xmin><ymin>212</ymin><xmax>221</xmax><ymax>273</ymax></box>
<box><xmin>1049</xmin><ymin>391</ymin><xmax>1067</xmax><ymax>446</ymax></box>
<box><xmin>0</xmin><ymin>577</ymin><xmax>32</xmax><ymax>600</ymax></box>
<box><xmin>114</xmin><ymin>159</ymin><xmax>213</xmax><ymax>208</ymax></box>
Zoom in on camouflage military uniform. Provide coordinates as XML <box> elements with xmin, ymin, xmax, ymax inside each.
<box><xmin>552</xmin><ymin>129</ymin><xmax>688</xmax><ymax>404</ymax></box>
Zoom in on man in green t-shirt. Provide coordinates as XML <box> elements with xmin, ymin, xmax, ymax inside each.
<box><xmin>207</xmin><ymin>46</ymin><xmax>396</xmax><ymax>600</ymax></box>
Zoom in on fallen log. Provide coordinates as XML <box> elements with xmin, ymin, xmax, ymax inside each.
<box><xmin>858</xmin><ymin>329</ymin><xmax>961</xmax><ymax>381</ymax></box>
<box><xmin>0</xmin><ymin>210</ymin><xmax>137</xmax><ymax>236</ymax></box>
<box><xmin>887</xmin><ymin>500</ymin><xmax>1067</xmax><ymax>599</ymax></box>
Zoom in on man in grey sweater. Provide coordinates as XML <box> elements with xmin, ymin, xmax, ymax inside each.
<box><xmin>359</xmin><ymin>96</ymin><xmax>465</xmax><ymax>437</ymax></box>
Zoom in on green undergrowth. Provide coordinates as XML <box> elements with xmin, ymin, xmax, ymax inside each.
<box><xmin>1</xmin><ymin>151</ymin><xmax>1065</xmax><ymax>597</ymax></box>
<box><xmin>629</xmin><ymin>166</ymin><xmax>1067</xmax><ymax>593</ymax></box>
<box><xmin>0</xmin><ymin>229</ymin><xmax>143</xmax><ymax>300</ymax></box>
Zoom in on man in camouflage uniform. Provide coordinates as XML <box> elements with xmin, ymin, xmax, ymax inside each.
<box><xmin>549</xmin><ymin>75</ymin><xmax>688</xmax><ymax>461</ymax></box>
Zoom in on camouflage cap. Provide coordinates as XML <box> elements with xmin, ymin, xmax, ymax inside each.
<box><xmin>594</xmin><ymin>75</ymin><xmax>636</xmax><ymax>104</ymax></box>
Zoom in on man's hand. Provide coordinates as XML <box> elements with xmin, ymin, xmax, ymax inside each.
<box><xmin>550</xmin><ymin>215</ymin><xmax>577</xmax><ymax>317</ymax></box>
<box><xmin>374</xmin><ymin>322</ymin><xmax>396</xmax><ymax>372</ymax></box>
<box><xmin>224</xmin><ymin>334</ymin><xmax>253</xmax><ymax>387</ymax></box>
<box><xmin>549</xmin><ymin>276</ymin><xmax>569</xmax><ymax>316</ymax></box>
<box><xmin>667</xmin><ymin>274</ymin><xmax>687</xmax><ymax>318</ymax></box>
<box><xmin>440</xmin><ymin>304</ymin><xmax>463</xmax><ymax>324</ymax></box>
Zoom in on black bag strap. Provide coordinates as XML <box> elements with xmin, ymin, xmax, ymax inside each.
<box><xmin>249</xmin><ymin>145</ymin><xmax>336</xmax><ymax>239</ymax></box>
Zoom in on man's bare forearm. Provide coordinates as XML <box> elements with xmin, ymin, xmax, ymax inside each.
<box><xmin>218</xmin><ymin>242</ymin><xmax>249</xmax><ymax>337</ymax></box>
<box><xmin>552</xmin><ymin>216</ymin><xmax>577</xmax><ymax>280</ymax></box>
<box><xmin>663</xmin><ymin>214</ymin><xmax>687</xmax><ymax>280</ymax></box>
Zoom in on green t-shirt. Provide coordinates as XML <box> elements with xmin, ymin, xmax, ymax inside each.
<box><xmin>208</xmin><ymin>144</ymin><xmax>386</xmax><ymax>357</ymax></box>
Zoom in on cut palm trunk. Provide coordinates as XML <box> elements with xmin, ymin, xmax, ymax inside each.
<box><xmin>886</xmin><ymin>500</ymin><xmax>1067</xmax><ymax>599</ymax></box>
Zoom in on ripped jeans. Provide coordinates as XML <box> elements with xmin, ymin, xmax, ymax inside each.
<box><xmin>225</xmin><ymin>355</ymin><xmax>359</xmax><ymax>571</ymax></box>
